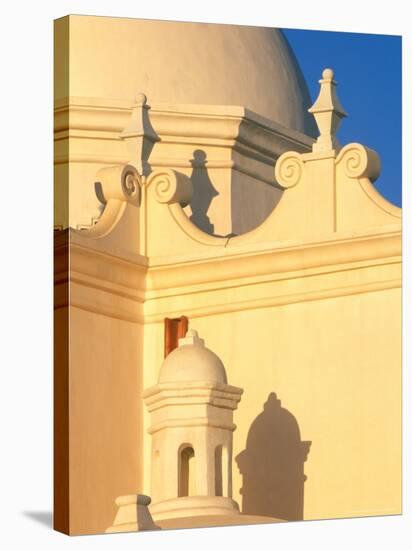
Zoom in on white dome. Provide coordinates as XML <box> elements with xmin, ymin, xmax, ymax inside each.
<box><xmin>158</xmin><ymin>330</ymin><xmax>227</xmax><ymax>384</ymax></box>
<box><xmin>66</xmin><ymin>16</ymin><xmax>316</xmax><ymax>135</ymax></box>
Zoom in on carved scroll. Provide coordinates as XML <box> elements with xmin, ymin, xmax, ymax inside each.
<box><xmin>275</xmin><ymin>152</ymin><xmax>304</xmax><ymax>189</ymax></box>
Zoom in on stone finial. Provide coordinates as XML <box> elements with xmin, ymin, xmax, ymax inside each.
<box><xmin>308</xmin><ymin>68</ymin><xmax>347</xmax><ymax>153</ymax></box>
<box><xmin>178</xmin><ymin>329</ymin><xmax>205</xmax><ymax>347</ymax></box>
<box><xmin>120</xmin><ymin>93</ymin><xmax>159</xmax><ymax>177</ymax></box>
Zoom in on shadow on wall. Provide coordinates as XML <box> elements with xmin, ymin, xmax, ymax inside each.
<box><xmin>236</xmin><ymin>392</ymin><xmax>311</xmax><ymax>521</ymax></box>
<box><xmin>188</xmin><ymin>149</ymin><xmax>219</xmax><ymax>234</ymax></box>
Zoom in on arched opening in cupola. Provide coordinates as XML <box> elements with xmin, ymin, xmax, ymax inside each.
<box><xmin>178</xmin><ymin>445</ymin><xmax>196</xmax><ymax>497</ymax></box>
<box><xmin>215</xmin><ymin>445</ymin><xmax>230</xmax><ymax>497</ymax></box>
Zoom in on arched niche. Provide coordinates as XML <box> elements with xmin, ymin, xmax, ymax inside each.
<box><xmin>178</xmin><ymin>445</ymin><xmax>196</xmax><ymax>497</ymax></box>
<box><xmin>215</xmin><ymin>445</ymin><xmax>230</xmax><ymax>497</ymax></box>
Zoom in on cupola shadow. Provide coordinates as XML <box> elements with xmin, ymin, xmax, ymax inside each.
<box><xmin>236</xmin><ymin>392</ymin><xmax>311</xmax><ymax>521</ymax></box>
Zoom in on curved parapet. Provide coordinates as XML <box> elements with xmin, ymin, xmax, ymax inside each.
<box><xmin>229</xmin><ymin>143</ymin><xmax>400</xmax><ymax>249</ymax></box>
<box><xmin>143</xmin><ymin>142</ymin><xmax>400</xmax><ymax>257</ymax></box>
<box><xmin>144</xmin><ymin>169</ymin><xmax>229</xmax><ymax>255</ymax></box>
<box><xmin>67</xmin><ymin>68</ymin><xmax>400</xmax><ymax>261</ymax></box>
<box><xmin>335</xmin><ymin>143</ymin><xmax>401</xmax><ymax>226</ymax></box>
<box><xmin>143</xmin><ymin>68</ymin><xmax>400</xmax><ymax>258</ymax></box>
<box><xmin>225</xmin><ymin>69</ymin><xmax>401</xmax><ymax>249</ymax></box>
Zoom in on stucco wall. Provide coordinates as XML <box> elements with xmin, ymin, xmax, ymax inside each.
<box><xmin>68</xmin><ymin>307</ymin><xmax>144</xmax><ymax>534</ymax></box>
<box><xmin>173</xmin><ymin>287</ymin><xmax>401</xmax><ymax>521</ymax></box>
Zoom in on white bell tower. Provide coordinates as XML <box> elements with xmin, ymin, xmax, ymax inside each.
<box><xmin>143</xmin><ymin>330</ymin><xmax>243</xmax><ymax>521</ymax></box>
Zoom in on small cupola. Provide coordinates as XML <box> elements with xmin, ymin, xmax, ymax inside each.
<box><xmin>143</xmin><ymin>329</ymin><xmax>243</xmax><ymax>522</ymax></box>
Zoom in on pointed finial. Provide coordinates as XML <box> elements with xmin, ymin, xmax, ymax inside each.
<box><xmin>178</xmin><ymin>329</ymin><xmax>205</xmax><ymax>347</ymax></box>
<box><xmin>120</xmin><ymin>92</ymin><xmax>159</xmax><ymax>177</ymax></box>
<box><xmin>322</xmin><ymin>68</ymin><xmax>334</xmax><ymax>80</ymax></box>
<box><xmin>134</xmin><ymin>92</ymin><xmax>147</xmax><ymax>106</ymax></box>
<box><xmin>308</xmin><ymin>68</ymin><xmax>347</xmax><ymax>153</ymax></box>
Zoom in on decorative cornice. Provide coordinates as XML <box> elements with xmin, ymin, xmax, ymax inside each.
<box><xmin>143</xmin><ymin>381</ymin><xmax>243</xmax><ymax>409</ymax></box>
<box><xmin>147</xmin><ymin>418</ymin><xmax>237</xmax><ymax>435</ymax></box>
<box><xmin>54</xmin><ymin>97</ymin><xmax>312</xmax><ymax>140</ymax></box>
<box><xmin>146</xmin><ymin>227</ymin><xmax>401</xmax><ymax>287</ymax></box>
<box><xmin>57</xmin><ymin>237</ymin><xmax>147</xmax><ymax>323</ymax></box>
<box><xmin>60</xmin><ymin>225</ymin><xmax>401</xmax><ymax>324</ymax></box>
<box><xmin>70</xmin><ymin>271</ymin><xmax>145</xmax><ymax>304</ymax></box>
<box><xmin>54</xmin><ymin>97</ymin><xmax>313</xmax><ymax>169</ymax></box>
<box><xmin>141</xmin><ymin>227</ymin><xmax>401</xmax><ymax>322</ymax></box>
<box><xmin>143</xmin><ymin>277</ymin><xmax>400</xmax><ymax>324</ymax></box>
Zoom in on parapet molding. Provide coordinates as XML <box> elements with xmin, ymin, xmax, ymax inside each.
<box><xmin>58</xmin><ymin>226</ymin><xmax>401</xmax><ymax>324</ymax></box>
<box><xmin>143</xmin><ymin>381</ymin><xmax>244</xmax><ymax>413</ymax></box>
<box><xmin>146</xmin><ymin>226</ymin><xmax>401</xmax><ymax>282</ymax></box>
<box><xmin>55</xmin><ymin>232</ymin><xmax>147</xmax><ymax>323</ymax></box>
<box><xmin>54</xmin><ymin>97</ymin><xmax>313</xmax><ymax>148</ymax></box>
<box><xmin>141</xmin><ymin>228</ymin><xmax>401</xmax><ymax>322</ymax></box>
<box><xmin>54</xmin><ymin>96</ymin><xmax>313</xmax><ymax>175</ymax></box>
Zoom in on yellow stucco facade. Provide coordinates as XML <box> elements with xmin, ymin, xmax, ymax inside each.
<box><xmin>54</xmin><ymin>15</ymin><xmax>401</xmax><ymax>535</ymax></box>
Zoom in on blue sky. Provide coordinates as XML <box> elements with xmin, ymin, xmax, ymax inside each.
<box><xmin>282</xmin><ymin>28</ymin><xmax>402</xmax><ymax>207</ymax></box>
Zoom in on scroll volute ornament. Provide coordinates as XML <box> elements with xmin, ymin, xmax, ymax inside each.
<box><xmin>95</xmin><ymin>164</ymin><xmax>141</xmax><ymax>205</ymax></box>
<box><xmin>275</xmin><ymin>152</ymin><xmax>304</xmax><ymax>189</ymax></box>
<box><xmin>75</xmin><ymin>164</ymin><xmax>141</xmax><ymax>239</ymax></box>
<box><xmin>147</xmin><ymin>168</ymin><xmax>193</xmax><ymax>207</ymax></box>
<box><xmin>308</xmin><ymin>68</ymin><xmax>347</xmax><ymax>153</ymax></box>
<box><xmin>336</xmin><ymin>143</ymin><xmax>381</xmax><ymax>182</ymax></box>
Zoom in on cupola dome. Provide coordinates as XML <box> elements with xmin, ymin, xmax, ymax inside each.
<box><xmin>158</xmin><ymin>330</ymin><xmax>227</xmax><ymax>384</ymax></box>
